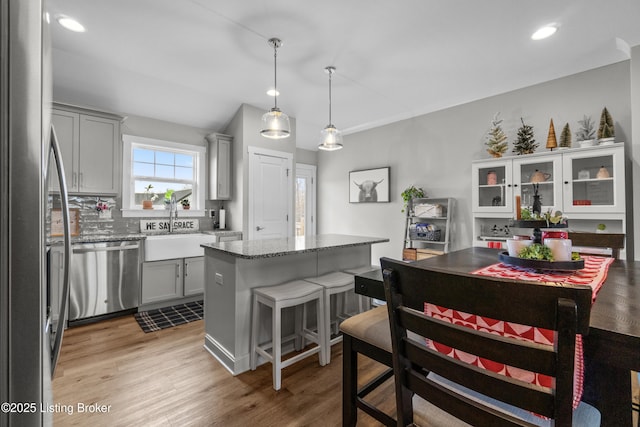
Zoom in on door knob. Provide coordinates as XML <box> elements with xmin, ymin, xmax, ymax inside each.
<box><xmin>256</xmin><ymin>226</ymin><xmax>264</xmax><ymax>231</ymax></box>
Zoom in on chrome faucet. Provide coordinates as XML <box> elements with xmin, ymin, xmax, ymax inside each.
<box><xmin>169</xmin><ymin>193</ymin><xmax>177</xmax><ymax>232</ymax></box>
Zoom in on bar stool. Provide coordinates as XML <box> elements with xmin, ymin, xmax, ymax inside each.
<box><xmin>303</xmin><ymin>271</ymin><xmax>354</xmax><ymax>364</ymax></box>
<box><xmin>250</xmin><ymin>280</ymin><xmax>327</xmax><ymax>391</ymax></box>
<box><xmin>343</xmin><ymin>265</ymin><xmax>379</xmax><ymax>312</ymax></box>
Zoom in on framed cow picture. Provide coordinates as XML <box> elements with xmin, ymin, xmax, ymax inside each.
<box><xmin>349</xmin><ymin>167</ymin><xmax>390</xmax><ymax>203</ymax></box>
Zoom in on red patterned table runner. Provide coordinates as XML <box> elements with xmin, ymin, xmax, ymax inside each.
<box><xmin>426</xmin><ymin>255</ymin><xmax>613</xmax><ymax>412</ymax></box>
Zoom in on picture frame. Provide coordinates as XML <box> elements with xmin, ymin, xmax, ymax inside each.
<box><xmin>349</xmin><ymin>167</ymin><xmax>390</xmax><ymax>203</ymax></box>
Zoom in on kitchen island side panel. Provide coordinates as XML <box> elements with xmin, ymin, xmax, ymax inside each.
<box><xmin>203</xmin><ymin>250</ymin><xmax>238</xmax><ymax>372</ymax></box>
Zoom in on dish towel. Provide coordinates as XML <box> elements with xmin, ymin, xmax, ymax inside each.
<box><xmin>425</xmin><ymin>255</ymin><xmax>614</xmax><ymax>412</ymax></box>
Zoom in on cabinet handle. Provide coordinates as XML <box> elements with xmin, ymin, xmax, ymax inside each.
<box><xmin>564</xmin><ymin>181</ymin><xmax>569</xmax><ymax>184</ymax></box>
<box><xmin>176</xmin><ymin>263</ymin><xmax>181</xmax><ymax>278</ymax></box>
<box><xmin>513</xmin><ymin>184</ymin><xmax>518</xmax><ymax>188</ymax></box>
<box><xmin>184</xmin><ymin>262</ymin><xmax>189</xmax><ymax>277</ymax></box>
<box><xmin>72</xmin><ymin>172</ymin><xmax>77</xmax><ymax>187</ymax></box>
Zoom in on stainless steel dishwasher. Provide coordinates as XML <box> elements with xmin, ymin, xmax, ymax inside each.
<box><xmin>69</xmin><ymin>240</ymin><xmax>140</xmax><ymax>324</ymax></box>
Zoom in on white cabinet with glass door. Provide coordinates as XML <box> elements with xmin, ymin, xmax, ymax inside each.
<box><xmin>562</xmin><ymin>145</ymin><xmax>624</xmax><ymax>214</ymax></box>
<box><xmin>513</xmin><ymin>155</ymin><xmax>562</xmax><ymax>214</ymax></box>
<box><xmin>471</xmin><ymin>159</ymin><xmax>513</xmax><ymax>213</ymax></box>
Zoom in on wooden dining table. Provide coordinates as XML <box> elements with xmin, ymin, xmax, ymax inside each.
<box><xmin>354</xmin><ymin>247</ymin><xmax>640</xmax><ymax>427</ymax></box>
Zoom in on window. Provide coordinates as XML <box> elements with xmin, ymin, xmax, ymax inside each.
<box><xmin>122</xmin><ymin>135</ymin><xmax>205</xmax><ymax>217</ymax></box>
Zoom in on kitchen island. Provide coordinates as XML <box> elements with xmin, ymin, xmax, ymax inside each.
<box><xmin>200</xmin><ymin>234</ymin><xmax>388</xmax><ymax>374</ymax></box>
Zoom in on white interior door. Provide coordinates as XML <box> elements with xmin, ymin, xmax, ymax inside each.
<box><xmin>248</xmin><ymin>147</ymin><xmax>292</xmax><ymax>240</ymax></box>
<box><xmin>295</xmin><ymin>164</ymin><xmax>316</xmax><ymax>237</ymax></box>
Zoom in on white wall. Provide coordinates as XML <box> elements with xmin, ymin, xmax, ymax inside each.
<box><xmin>318</xmin><ymin>61</ymin><xmax>633</xmax><ymax>264</ymax></box>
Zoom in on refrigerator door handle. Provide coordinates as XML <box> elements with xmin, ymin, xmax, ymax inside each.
<box><xmin>50</xmin><ymin>124</ymin><xmax>71</xmax><ymax>378</ymax></box>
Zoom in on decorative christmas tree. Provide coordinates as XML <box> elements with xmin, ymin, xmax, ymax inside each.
<box><xmin>512</xmin><ymin>118</ymin><xmax>537</xmax><ymax>155</ymax></box>
<box><xmin>575</xmin><ymin>115</ymin><xmax>595</xmax><ymax>142</ymax></box>
<box><xmin>559</xmin><ymin>123</ymin><xmax>571</xmax><ymax>148</ymax></box>
<box><xmin>597</xmin><ymin>107</ymin><xmax>615</xmax><ymax>140</ymax></box>
<box><xmin>484</xmin><ymin>112</ymin><xmax>508</xmax><ymax>158</ymax></box>
<box><xmin>546</xmin><ymin>118</ymin><xmax>557</xmax><ymax>151</ymax></box>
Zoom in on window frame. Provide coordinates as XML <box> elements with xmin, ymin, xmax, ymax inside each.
<box><xmin>122</xmin><ymin>134</ymin><xmax>206</xmax><ymax>218</ymax></box>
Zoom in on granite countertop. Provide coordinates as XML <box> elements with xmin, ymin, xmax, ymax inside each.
<box><xmin>48</xmin><ymin>233</ymin><xmax>146</xmax><ymax>245</ymax></box>
<box><xmin>47</xmin><ymin>230</ymin><xmax>241</xmax><ymax>245</ymax></box>
<box><xmin>201</xmin><ymin>234</ymin><xmax>389</xmax><ymax>259</ymax></box>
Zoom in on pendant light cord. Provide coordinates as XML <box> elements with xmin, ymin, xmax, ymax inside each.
<box><xmin>273</xmin><ymin>42</ymin><xmax>278</xmax><ymax>110</ymax></box>
<box><xmin>328</xmin><ymin>70</ymin><xmax>332</xmax><ymax>125</ymax></box>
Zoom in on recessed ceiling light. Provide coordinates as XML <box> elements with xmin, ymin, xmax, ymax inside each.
<box><xmin>531</xmin><ymin>25</ymin><xmax>557</xmax><ymax>40</ymax></box>
<box><xmin>56</xmin><ymin>15</ymin><xmax>86</xmax><ymax>33</ymax></box>
<box><xmin>266</xmin><ymin>89</ymin><xmax>280</xmax><ymax>97</ymax></box>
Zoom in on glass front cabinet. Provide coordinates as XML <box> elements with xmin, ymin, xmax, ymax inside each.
<box><xmin>562</xmin><ymin>146</ymin><xmax>625</xmax><ymax>214</ymax></box>
<box><xmin>471</xmin><ymin>159</ymin><xmax>513</xmax><ymax>213</ymax></box>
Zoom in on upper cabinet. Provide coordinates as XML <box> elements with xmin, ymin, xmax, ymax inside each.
<box><xmin>562</xmin><ymin>146</ymin><xmax>625</xmax><ymax>214</ymax></box>
<box><xmin>206</xmin><ymin>133</ymin><xmax>233</xmax><ymax>200</ymax></box>
<box><xmin>471</xmin><ymin>159</ymin><xmax>513</xmax><ymax>213</ymax></box>
<box><xmin>472</xmin><ymin>144</ymin><xmax>624</xmax><ymax>215</ymax></box>
<box><xmin>51</xmin><ymin>105</ymin><xmax>121</xmax><ymax>195</ymax></box>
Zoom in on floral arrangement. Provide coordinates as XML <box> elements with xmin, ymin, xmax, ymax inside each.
<box><xmin>96</xmin><ymin>201</ymin><xmax>110</xmax><ymax>213</ymax></box>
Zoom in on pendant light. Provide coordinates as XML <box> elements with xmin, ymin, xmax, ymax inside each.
<box><xmin>261</xmin><ymin>38</ymin><xmax>291</xmax><ymax>139</ymax></box>
<box><xmin>318</xmin><ymin>66</ymin><xmax>343</xmax><ymax>151</ymax></box>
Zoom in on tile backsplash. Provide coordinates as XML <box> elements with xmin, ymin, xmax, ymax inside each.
<box><xmin>48</xmin><ymin>194</ymin><xmax>214</xmax><ymax>237</ymax></box>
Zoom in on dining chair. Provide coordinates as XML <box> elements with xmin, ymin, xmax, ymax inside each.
<box><xmin>380</xmin><ymin>256</ymin><xmax>601</xmax><ymax>426</ymax></box>
<box><xmin>567</xmin><ymin>231</ymin><xmax>625</xmax><ymax>259</ymax></box>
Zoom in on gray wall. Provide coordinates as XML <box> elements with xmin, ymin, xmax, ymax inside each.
<box><xmin>318</xmin><ymin>61</ymin><xmax>634</xmax><ymax>264</ymax></box>
<box><xmin>121</xmin><ymin>114</ymin><xmax>210</xmax><ymax>147</ymax></box>
<box><xmin>223</xmin><ymin>103</ymin><xmax>298</xmax><ymax>237</ymax></box>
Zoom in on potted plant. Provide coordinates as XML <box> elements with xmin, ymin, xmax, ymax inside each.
<box><xmin>401</xmin><ymin>186</ymin><xmax>425</xmax><ymax>213</ymax></box>
<box><xmin>181</xmin><ymin>198</ymin><xmax>190</xmax><ymax>210</ymax></box>
<box><xmin>142</xmin><ymin>184</ymin><xmax>156</xmax><ymax>209</ymax></box>
<box><xmin>597</xmin><ymin>107</ymin><xmax>615</xmax><ymax>144</ymax></box>
<box><xmin>575</xmin><ymin>115</ymin><xmax>596</xmax><ymax>147</ymax></box>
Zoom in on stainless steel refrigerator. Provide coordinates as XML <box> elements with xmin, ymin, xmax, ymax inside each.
<box><xmin>1</xmin><ymin>0</ymin><xmax>72</xmax><ymax>425</ymax></box>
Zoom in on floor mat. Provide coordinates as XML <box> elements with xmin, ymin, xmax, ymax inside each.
<box><xmin>134</xmin><ymin>300</ymin><xmax>203</xmax><ymax>333</ymax></box>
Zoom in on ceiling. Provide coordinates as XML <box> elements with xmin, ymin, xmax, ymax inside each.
<box><xmin>48</xmin><ymin>0</ymin><xmax>640</xmax><ymax>151</ymax></box>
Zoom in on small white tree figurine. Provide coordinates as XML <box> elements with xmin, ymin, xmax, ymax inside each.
<box><xmin>485</xmin><ymin>113</ymin><xmax>508</xmax><ymax>158</ymax></box>
<box><xmin>575</xmin><ymin>115</ymin><xmax>595</xmax><ymax>143</ymax></box>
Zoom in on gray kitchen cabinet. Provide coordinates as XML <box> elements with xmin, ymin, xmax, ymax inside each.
<box><xmin>141</xmin><ymin>259</ymin><xmax>183</xmax><ymax>304</ymax></box>
<box><xmin>141</xmin><ymin>256</ymin><xmax>204</xmax><ymax>304</ymax></box>
<box><xmin>51</xmin><ymin>105</ymin><xmax>121</xmax><ymax>194</ymax></box>
<box><xmin>206</xmin><ymin>133</ymin><xmax>232</xmax><ymax>200</ymax></box>
<box><xmin>184</xmin><ymin>256</ymin><xmax>205</xmax><ymax>296</ymax></box>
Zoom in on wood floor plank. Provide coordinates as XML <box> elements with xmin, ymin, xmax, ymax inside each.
<box><xmin>53</xmin><ymin>315</ymin><xmax>395</xmax><ymax>426</ymax></box>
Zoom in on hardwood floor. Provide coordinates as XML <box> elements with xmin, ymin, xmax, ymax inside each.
<box><xmin>53</xmin><ymin>315</ymin><xmax>396</xmax><ymax>426</ymax></box>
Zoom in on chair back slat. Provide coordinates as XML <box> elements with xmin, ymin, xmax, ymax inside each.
<box><xmin>381</xmin><ymin>256</ymin><xmax>593</xmax><ymax>427</ymax></box>
<box><xmin>568</xmin><ymin>231</ymin><xmax>625</xmax><ymax>258</ymax></box>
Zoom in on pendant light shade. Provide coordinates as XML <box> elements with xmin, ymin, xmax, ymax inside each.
<box><xmin>318</xmin><ymin>66</ymin><xmax>343</xmax><ymax>151</ymax></box>
<box><xmin>261</xmin><ymin>38</ymin><xmax>290</xmax><ymax>139</ymax></box>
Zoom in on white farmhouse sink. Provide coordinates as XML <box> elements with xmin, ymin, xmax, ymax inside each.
<box><xmin>144</xmin><ymin>233</ymin><xmax>214</xmax><ymax>261</ymax></box>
